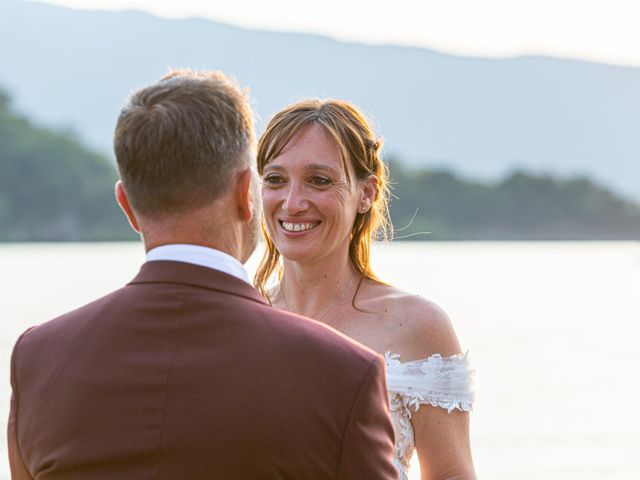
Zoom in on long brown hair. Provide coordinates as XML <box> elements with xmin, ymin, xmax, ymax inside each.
<box><xmin>254</xmin><ymin>99</ymin><xmax>392</xmax><ymax>299</ymax></box>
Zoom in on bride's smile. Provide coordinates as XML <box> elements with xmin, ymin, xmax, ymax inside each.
<box><xmin>261</xmin><ymin>123</ymin><xmax>371</xmax><ymax>263</ymax></box>
<box><xmin>278</xmin><ymin>220</ymin><xmax>321</xmax><ymax>233</ymax></box>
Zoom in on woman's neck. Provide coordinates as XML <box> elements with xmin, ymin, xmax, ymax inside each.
<box><xmin>279</xmin><ymin>251</ymin><xmax>359</xmax><ymax>324</ymax></box>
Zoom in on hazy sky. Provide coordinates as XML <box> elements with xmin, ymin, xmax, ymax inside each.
<box><xmin>34</xmin><ymin>0</ymin><xmax>640</xmax><ymax>67</ymax></box>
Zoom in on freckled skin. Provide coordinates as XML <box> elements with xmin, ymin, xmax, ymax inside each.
<box><xmin>261</xmin><ymin>124</ymin><xmax>366</xmax><ymax>264</ymax></box>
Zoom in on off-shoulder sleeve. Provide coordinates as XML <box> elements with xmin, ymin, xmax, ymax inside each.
<box><xmin>385</xmin><ymin>351</ymin><xmax>475</xmax><ymax>413</ymax></box>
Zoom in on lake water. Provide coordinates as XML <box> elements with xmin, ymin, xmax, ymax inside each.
<box><xmin>0</xmin><ymin>241</ymin><xmax>638</xmax><ymax>479</ymax></box>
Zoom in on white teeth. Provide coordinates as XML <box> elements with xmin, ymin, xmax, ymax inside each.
<box><xmin>281</xmin><ymin>222</ymin><xmax>319</xmax><ymax>232</ymax></box>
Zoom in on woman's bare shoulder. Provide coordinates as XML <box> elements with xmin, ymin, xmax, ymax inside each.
<box><xmin>361</xmin><ymin>281</ymin><xmax>462</xmax><ymax>360</ymax></box>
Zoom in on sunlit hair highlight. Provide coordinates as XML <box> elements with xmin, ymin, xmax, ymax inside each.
<box><xmin>114</xmin><ymin>68</ymin><xmax>255</xmax><ymax>217</ymax></box>
<box><xmin>254</xmin><ymin>99</ymin><xmax>392</xmax><ymax>300</ymax></box>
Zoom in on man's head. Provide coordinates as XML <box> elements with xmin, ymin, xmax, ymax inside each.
<box><xmin>114</xmin><ymin>69</ymin><xmax>260</xmax><ymax>261</ymax></box>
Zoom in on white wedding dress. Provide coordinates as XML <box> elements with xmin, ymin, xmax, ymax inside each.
<box><xmin>384</xmin><ymin>351</ymin><xmax>474</xmax><ymax>480</ymax></box>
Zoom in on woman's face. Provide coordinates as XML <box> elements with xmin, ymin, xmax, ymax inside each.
<box><xmin>261</xmin><ymin>123</ymin><xmax>372</xmax><ymax>264</ymax></box>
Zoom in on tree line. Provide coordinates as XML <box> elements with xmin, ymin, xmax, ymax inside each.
<box><xmin>0</xmin><ymin>90</ymin><xmax>133</xmax><ymax>241</ymax></box>
<box><xmin>387</xmin><ymin>159</ymin><xmax>640</xmax><ymax>240</ymax></box>
<box><xmin>1</xmin><ymin>90</ymin><xmax>639</xmax><ymax>241</ymax></box>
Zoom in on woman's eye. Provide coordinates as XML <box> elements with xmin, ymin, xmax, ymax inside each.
<box><xmin>310</xmin><ymin>176</ymin><xmax>331</xmax><ymax>186</ymax></box>
<box><xmin>263</xmin><ymin>174</ymin><xmax>285</xmax><ymax>186</ymax></box>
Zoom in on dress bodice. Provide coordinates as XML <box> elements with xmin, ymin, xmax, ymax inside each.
<box><xmin>384</xmin><ymin>351</ymin><xmax>474</xmax><ymax>480</ymax></box>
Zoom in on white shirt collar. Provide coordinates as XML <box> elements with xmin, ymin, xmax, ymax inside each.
<box><xmin>145</xmin><ymin>244</ymin><xmax>250</xmax><ymax>284</ymax></box>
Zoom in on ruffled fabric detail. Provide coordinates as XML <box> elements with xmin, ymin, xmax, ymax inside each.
<box><xmin>385</xmin><ymin>351</ymin><xmax>475</xmax><ymax>413</ymax></box>
<box><xmin>384</xmin><ymin>351</ymin><xmax>475</xmax><ymax>477</ymax></box>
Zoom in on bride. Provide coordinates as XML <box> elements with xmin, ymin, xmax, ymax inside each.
<box><xmin>254</xmin><ymin>99</ymin><xmax>476</xmax><ymax>480</ymax></box>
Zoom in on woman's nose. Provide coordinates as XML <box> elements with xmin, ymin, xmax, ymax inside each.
<box><xmin>282</xmin><ymin>182</ymin><xmax>309</xmax><ymax>213</ymax></box>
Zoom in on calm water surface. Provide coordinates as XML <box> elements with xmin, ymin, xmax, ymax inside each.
<box><xmin>0</xmin><ymin>242</ymin><xmax>638</xmax><ymax>479</ymax></box>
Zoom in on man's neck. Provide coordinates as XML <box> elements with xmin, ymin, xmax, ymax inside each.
<box><xmin>136</xmin><ymin>197</ymin><xmax>250</xmax><ymax>264</ymax></box>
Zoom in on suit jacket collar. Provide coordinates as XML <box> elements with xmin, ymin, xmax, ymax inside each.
<box><xmin>128</xmin><ymin>260</ymin><xmax>269</xmax><ymax>306</ymax></box>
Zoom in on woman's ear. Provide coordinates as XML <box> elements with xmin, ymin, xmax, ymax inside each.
<box><xmin>115</xmin><ymin>181</ymin><xmax>141</xmax><ymax>232</ymax></box>
<box><xmin>358</xmin><ymin>175</ymin><xmax>378</xmax><ymax>214</ymax></box>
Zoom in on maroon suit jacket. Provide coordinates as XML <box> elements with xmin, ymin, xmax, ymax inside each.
<box><xmin>8</xmin><ymin>260</ymin><xmax>396</xmax><ymax>479</ymax></box>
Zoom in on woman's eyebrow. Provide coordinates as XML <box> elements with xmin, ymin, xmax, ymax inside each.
<box><xmin>304</xmin><ymin>164</ymin><xmax>340</xmax><ymax>176</ymax></box>
<box><xmin>263</xmin><ymin>164</ymin><xmax>285</xmax><ymax>173</ymax></box>
<box><xmin>263</xmin><ymin>163</ymin><xmax>341</xmax><ymax>176</ymax></box>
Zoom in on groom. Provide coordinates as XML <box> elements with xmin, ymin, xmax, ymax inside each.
<box><xmin>7</xmin><ymin>70</ymin><xmax>396</xmax><ymax>479</ymax></box>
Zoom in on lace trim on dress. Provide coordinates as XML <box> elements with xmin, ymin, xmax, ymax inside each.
<box><xmin>384</xmin><ymin>351</ymin><xmax>475</xmax><ymax>478</ymax></box>
<box><xmin>385</xmin><ymin>351</ymin><xmax>474</xmax><ymax>414</ymax></box>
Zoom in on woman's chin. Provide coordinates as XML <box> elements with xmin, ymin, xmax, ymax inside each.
<box><xmin>276</xmin><ymin>243</ymin><xmax>323</xmax><ymax>263</ymax></box>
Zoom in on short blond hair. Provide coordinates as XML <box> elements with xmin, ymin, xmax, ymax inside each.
<box><xmin>114</xmin><ymin>69</ymin><xmax>255</xmax><ymax>217</ymax></box>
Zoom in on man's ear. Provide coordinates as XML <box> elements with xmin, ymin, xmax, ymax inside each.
<box><xmin>235</xmin><ymin>168</ymin><xmax>254</xmax><ymax>222</ymax></box>
<box><xmin>115</xmin><ymin>181</ymin><xmax>141</xmax><ymax>233</ymax></box>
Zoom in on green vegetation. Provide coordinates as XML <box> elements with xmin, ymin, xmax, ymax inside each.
<box><xmin>1</xmin><ymin>88</ymin><xmax>638</xmax><ymax>241</ymax></box>
<box><xmin>0</xmin><ymin>89</ymin><xmax>135</xmax><ymax>241</ymax></box>
<box><xmin>387</xmin><ymin>160</ymin><xmax>640</xmax><ymax>240</ymax></box>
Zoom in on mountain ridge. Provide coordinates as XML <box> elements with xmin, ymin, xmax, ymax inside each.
<box><xmin>2</xmin><ymin>0</ymin><xmax>639</xmax><ymax>201</ymax></box>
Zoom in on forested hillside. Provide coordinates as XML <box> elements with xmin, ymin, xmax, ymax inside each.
<box><xmin>0</xmin><ymin>90</ymin><xmax>134</xmax><ymax>241</ymax></box>
<box><xmin>388</xmin><ymin>161</ymin><xmax>640</xmax><ymax>240</ymax></box>
<box><xmin>1</xmin><ymin>89</ymin><xmax>638</xmax><ymax>241</ymax></box>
